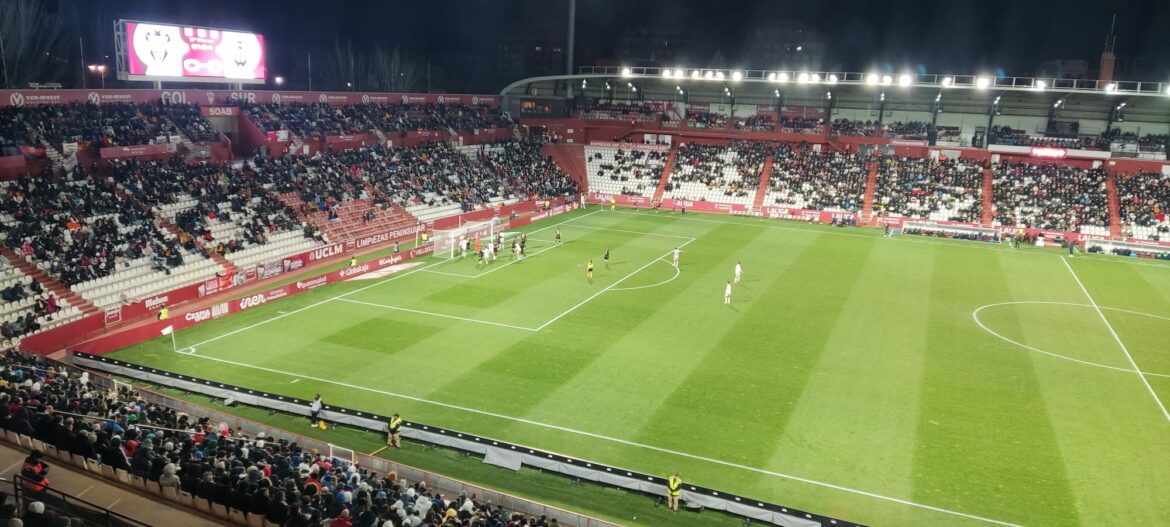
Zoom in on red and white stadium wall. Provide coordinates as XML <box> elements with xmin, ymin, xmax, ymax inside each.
<box><xmin>0</xmin><ymin>89</ymin><xmax>500</xmax><ymax>108</ymax></box>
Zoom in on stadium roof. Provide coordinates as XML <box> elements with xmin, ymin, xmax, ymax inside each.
<box><xmin>502</xmin><ymin>66</ymin><xmax>1170</xmax><ymax>123</ymax></box>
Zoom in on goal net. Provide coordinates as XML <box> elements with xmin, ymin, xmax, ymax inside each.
<box><xmin>434</xmin><ymin>218</ymin><xmax>502</xmax><ymax>259</ymax></box>
<box><xmin>900</xmin><ymin>221</ymin><xmax>1001</xmax><ymax>242</ymax></box>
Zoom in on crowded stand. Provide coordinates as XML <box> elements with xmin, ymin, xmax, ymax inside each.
<box><xmin>109</xmin><ymin>157</ymin><xmax>314</xmax><ymax>272</ymax></box>
<box><xmin>14</xmin><ymin>102</ymin><xmax>181</xmax><ymax>148</ymax></box>
<box><xmin>764</xmin><ymin>145</ymin><xmax>868</xmax><ymax>211</ymax></box>
<box><xmin>0</xmin><ymin>108</ymin><xmax>42</xmax><ymax>157</ymax></box>
<box><xmin>161</xmin><ymin>103</ymin><xmax>221</xmax><ymax>143</ymax></box>
<box><xmin>0</xmin><ymin>350</ymin><xmax>555</xmax><ymax>527</ymax></box>
<box><xmin>1116</xmin><ymin>170</ymin><xmax>1170</xmax><ymax>240</ymax></box>
<box><xmin>991</xmin><ymin>161</ymin><xmax>1110</xmax><ymax>232</ymax></box>
<box><xmin>663</xmin><ymin>141</ymin><xmax>769</xmax><ymax>206</ymax></box>
<box><xmin>575</xmin><ymin>101</ymin><xmax>659</xmax><ymax>121</ymax></box>
<box><xmin>0</xmin><ymin>165</ymin><xmax>214</xmax><ymax>313</ymax></box>
<box><xmin>0</xmin><ymin>258</ymin><xmax>77</xmax><ymax>343</ymax></box>
<box><xmin>872</xmin><ymin>156</ymin><xmax>983</xmax><ymax>222</ymax></box>
<box><xmin>1105</xmin><ymin>131</ymin><xmax>1169</xmax><ymax>154</ymax></box>
<box><xmin>584</xmin><ymin>145</ymin><xmax>668</xmax><ymax>197</ymax></box>
<box><xmin>686</xmin><ymin>111</ymin><xmax>726</xmax><ymax>129</ymax></box>
<box><xmin>351</xmin><ymin>103</ymin><xmax>511</xmax><ymax>133</ymax></box>
<box><xmin>735</xmin><ymin>114</ymin><xmax>775</xmax><ymax>132</ymax></box>
<box><xmin>243</xmin><ymin>103</ymin><xmax>367</xmax><ymax>138</ymax></box>
<box><xmin>989</xmin><ymin>127</ymin><xmax>1111</xmax><ymax>151</ymax></box>
<box><xmin>467</xmin><ymin>140</ymin><xmax>578</xmax><ymax>199</ymax></box>
<box><xmin>831</xmin><ymin>120</ymin><xmax>930</xmax><ymax>140</ymax></box>
<box><xmin>777</xmin><ymin>116</ymin><xmax>823</xmax><ymax>134</ymax></box>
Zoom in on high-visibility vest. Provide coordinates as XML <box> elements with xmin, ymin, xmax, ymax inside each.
<box><xmin>389</xmin><ymin>417</ymin><xmax>402</xmax><ymax>433</ymax></box>
<box><xmin>158</xmin><ymin>308</ymin><xmax>169</xmax><ymax>320</ymax></box>
<box><xmin>668</xmin><ymin>476</ymin><xmax>681</xmax><ymax>496</ymax></box>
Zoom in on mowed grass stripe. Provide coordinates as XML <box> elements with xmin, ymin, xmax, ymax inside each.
<box><xmin>424</xmin><ymin>221</ymin><xmax>771</xmax><ymax>431</ymax></box>
<box><xmin>759</xmin><ymin>239</ymin><xmax>936</xmax><ymax>523</ymax></box>
<box><xmin>631</xmin><ymin>234</ymin><xmax>879</xmax><ymax>472</ymax></box>
<box><xmin>912</xmin><ymin>249</ymin><xmax>1079</xmax><ymax>526</ymax></box>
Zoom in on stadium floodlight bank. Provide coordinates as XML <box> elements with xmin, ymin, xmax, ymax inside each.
<box><xmin>898</xmin><ymin>221</ymin><xmax>1001</xmax><ymax>242</ymax></box>
<box><xmin>434</xmin><ymin>218</ymin><xmax>502</xmax><ymax>259</ymax></box>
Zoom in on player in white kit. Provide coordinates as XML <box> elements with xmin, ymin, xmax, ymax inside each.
<box><xmin>673</xmin><ymin>247</ymin><xmax>680</xmax><ymax>268</ymax></box>
<box><xmin>724</xmin><ymin>281</ymin><xmax>732</xmax><ymax>305</ymax></box>
<box><xmin>734</xmin><ymin>262</ymin><xmax>743</xmax><ymax>283</ymax></box>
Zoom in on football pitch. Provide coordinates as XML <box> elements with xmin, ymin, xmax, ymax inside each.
<box><xmin>107</xmin><ymin>206</ymin><xmax>1170</xmax><ymax>526</ymax></box>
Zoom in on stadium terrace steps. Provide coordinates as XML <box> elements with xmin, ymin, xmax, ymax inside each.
<box><xmin>278</xmin><ymin>192</ymin><xmax>420</xmax><ymax>244</ymax></box>
<box><xmin>156</xmin><ymin>221</ymin><xmax>238</xmax><ymax>275</ymax></box>
<box><xmin>0</xmin><ymin>245</ymin><xmax>97</xmax><ymax>316</ymax></box>
<box><xmin>1106</xmin><ymin>172</ymin><xmax>1123</xmax><ymax>237</ymax></box>
<box><xmin>752</xmin><ymin>155</ymin><xmax>776</xmax><ymax>211</ymax></box>
<box><xmin>860</xmin><ymin>161</ymin><xmax>878</xmax><ymax>224</ymax></box>
<box><xmin>543</xmin><ymin>144</ymin><xmax>588</xmax><ymax>192</ymax></box>
<box><xmin>981</xmin><ymin>167</ymin><xmax>995</xmax><ymax>226</ymax></box>
<box><xmin>651</xmin><ymin>147</ymin><xmax>678</xmax><ymax>202</ymax></box>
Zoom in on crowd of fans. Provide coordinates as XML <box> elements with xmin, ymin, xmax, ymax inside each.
<box><xmin>0</xmin><ymin>165</ymin><xmax>185</xmax><ymax>287</ymax></box>
<box><xmin>991</xmin><ymin>161</ymin><xmax>1109</xmax><ymax>231</ymax></box>
<box><xmin>831</xmin><ymin>120</ymin><xmax>931</xmax><ymax>140</ymax></box>
<box><xmin>735</xmin><ymin>114</ymin><xmax>775</xmax><ymax>132</ymax></box>
<box><xmin>575</xmin><ymin>102</ymin><xmax>659</xmax><ymax>121</ymax></box>
<box><xmin>1116</xmin><ymin>170</ymin><xmax>1170</xmax><ymax>240</ymax></box>
<box><xmin>161</xmin><ymin>103</ymin><xmax>221</xmax><ymax>143</ymax></box>
<box><xmin>990</xmin><ymin>127</ymin><xmax>1111</xmax><ymax>151</ymax></box>
<box><xmin>0</xmin><ymin>108</ymin><xmax>40</xmax><ymax>157</ymax></box>
<box><xmin>473</xmin><ymin>140</ymin><xmax>578</xmax><ymax>199</ymax></box>
<box><xmin>777</xmin><ymin>116</ymin><xmax>823</xmax><ymax>133</ymax></box>
<box><xmin>685</xmin><ymin>111</ymin><xmax>726</xmax><ymax>129</ymax></box>
<box><xmin>873</xmin><ymin>156</ymin><xmax>983</xmax><ymax>222</ymax></box>
<box><xmin>351</xmin><ymin>104</ymin><xmax>510</xmax><ymax>133</ymax></box>
<box><xmin>1104</xmin><ymin>131</ymin><xmax>1169</xmax><ymax>153</ymax></box>
<box><xmin>664</xmin><ymin>141</ymin><xmax>769</xmax><ymax>201</ymax></box>
<box><xmin>766</xmin><ymin>145</ymin><xmax>868</xmax><ymax>211</ymax></box>
<box><xmin>0</xmin><ymin>350</ymin><xmax>564</xmax><ymax>527</ymax></box>
<box><xmin>244</xmin><ymin>103</ymin><xmax>367</xmax><ymax>138</ymax></box>
<box><xmin>108</xmin><ymin>157</ymin><xmax>303</xmax><ymax>257</ymax></box>
<box><xmin>9</xmin><ymin>103</ymin><xmax>184</xmax><ymax>148</ymax></box>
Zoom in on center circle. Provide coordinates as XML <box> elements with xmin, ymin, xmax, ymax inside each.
<box><xmin>972</xmin><ymin>301</ymin><xmax>1170</xmax><ymax>378</ymax></box>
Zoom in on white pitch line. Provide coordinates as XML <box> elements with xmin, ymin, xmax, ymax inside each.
<box><xmin>336</xmin><ymin>298</ymin><xmax>537</xmax><ymax>332</ymax></box>
<box><xmin>1061</xmin><ymin>257</ymin><xmax>1170</xmax><ymax>423</ymax></box>
<box><xmin>609</xmin><ymin>258</ymin><xmax>680</xmax><ymax>292</ymax></box>
<box><xmin>174</xmin><ymin>209</ymin><xmax>602</xmax><ymax>350</ymax></box>
<box><xmin>533</xmin><ymin>239</ymin><xmax>696</xmax><ymax>332</ymax></box>
<box><xmin>420</xmin><ymin>269</ymin><xmax>479</xmax><ymax>278</ymax></box>
<box><xmin>474</xmin><ymin>242</ymin><xmax>564</xmax><ymax>278</ymax></box>
<box><xmin>171</xmin><ymin>350</ymin><xmax>1019</xmax><ymax>527</ymax></box>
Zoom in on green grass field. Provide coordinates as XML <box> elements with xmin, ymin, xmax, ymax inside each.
<box><xmin>106</xmin><ymin>206</ymin><xmax>1170</xmax><ymax>526</ymax></box>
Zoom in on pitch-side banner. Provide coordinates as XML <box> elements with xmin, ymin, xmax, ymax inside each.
<box><xmin>0</xmin><ymin>89</ymin><xmax>500</xmax><ymax>108</ymax></box>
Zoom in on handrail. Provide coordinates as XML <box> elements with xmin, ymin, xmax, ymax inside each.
<box><xmin>8</xmin><ymin>475</ymin><xmax>152</xmax><ymax>527</ymax></box>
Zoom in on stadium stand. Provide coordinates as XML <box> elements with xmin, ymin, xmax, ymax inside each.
<box><xmin>243</xmin><ymin>102</ymin><xmax>510</xmax><ymax>138</ymax></box>
<box><xmin>872</xmin><ymin>155</ymin><xmax>983</xmax><ymax>222</ymax></box>
<box><xmin>12</xmin><ymin>103</ymin><xmax>182</xmax><ymax>148</ymax></box>
<box><xmin>584</xmin><ymin>144</ymin><xmax>667</xmax><ymax>197</ymax></box>
<box><xmin>0</xmin><ymin>108</ymin><xmax>42</xmax><ymax>157</ymax></box>
<box><xmin>991</xmin><ymin>161</ymin><xmax>1111</xmax><ymax>233</ymax></box>
<box><xmin>735</xmin><ymin>114</ymin><xmax>775</xmax><ymax>132</ymax></box>
<box><xmin>764</xmin><ymin>145</ymin><xmax>868</xmax><ymax>211</ymax></box>
<box><xmin>160</xmin><ymin>103</ymin><xmax>222</xmax><ymax>143</ymax></box>
<box><xmin>989</xmin><ymin>126</ymin><xmax>1111</xmax><ymax>151</ymax></box>
<box><xmin>663</xmin><ymin>142</ymin><xmax>769</xmax><ymax>207</ymax></box>
<box><xmin>1116</xmin><ymin>170</ymin><xmax>1170</xmax><ymax>241</ymax></box>
<box><xmin>685</xmin><ymin>111</ymin><xmax>726</xmax><ymax>129</ymax></box>
<box><xmin>465</xmin><ymin>140</ymin><xmax>578</xmax><ymax>199</ymax></box>
<box><xmin>0</xmin><ymin>349</ymin><xmax>572</xmax><ymax>527</ymax></box>
<box><xmin>575</xmin><ymin>101</ymin><xmax>659</xmax><ymax>122</ymax></box>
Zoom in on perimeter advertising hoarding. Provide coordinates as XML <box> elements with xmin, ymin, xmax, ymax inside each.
<box><xmin>119</xmin><ymin>20</ymin><xmax>266</xmax><ymax>84</ymax></box>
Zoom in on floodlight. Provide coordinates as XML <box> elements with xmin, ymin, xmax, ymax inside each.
<box><xmin>768</xmin><ymin>72</ymin><xmax>777</xmax><ymax>81</ymax></box>
<box><xmin>662</xmin><ymin>69</ymin><xmax>672</xmax><ymax>79</ymax></box>
<box><xmin>810</xmin><ymin>73</ymin><xmax>820</xmax><ymax>83</ymax></box>
<box><xmin>715</xmin><ymin>71</ymin><xmax>725</xmax><ymax>80</ymax></box>
<box><xmin>898</xmin><ymin>74</ymin><xmax>912</xmax><ymax>87</ymax></box>
<box><xmin>704</xmin><ymin>70</ymin><xmax>715</xmax><ymax>80</ymax></box>
<box><xmin>826</xmin><ymin>74</ymin><xmax>838</xmax><ymax>84</ymax></box>
<box><xmin>673</xmin><ymin>68</ymin><xmax>684</xmax><ymax>78</ymax></box>
<box><xmin>1104</xmin><ymin>83</ymin><xmax>1117</xmax><ymax>93</ymax></box>
<box><xmin>778</xmin><ymin>72</ymin><xmax>790</xmax><ymax>83</ymax></box>
<box><xmin>1034</xmin><ymin>80</ymin><xmax>1047</xmax><ymax>91</ymax></box>
<box><xmin>797</xmin><ymin>72</ymin><xmax>810</xmax><ymax>83</ymax></box>
<box><xmin>621</xmin><ymin>67</ymin><xmax>632</xmax><ymax>77</ymax></box>
<box><xmin>881</xmin><ymin>75</ymin><xmax>893</xmax><ymax>85</ymax></box>
<box><xmin>975</xmin><ymin>77</ymin><xmax>991</xmax><ymax>89</ymax></box>
<box><xmin>866</xmin><ymin>73</ymin><xmax>880</xmax><ymax>85</ymax></box>
<box><xmin>692</xmin><ymin>70</ymin><xmax>701</xmax><ymax>79</ymax></box>
<box><xmin>941</xmin><ymin>76</ymin><xmax>954</xmax><ymax>86</ymax></box>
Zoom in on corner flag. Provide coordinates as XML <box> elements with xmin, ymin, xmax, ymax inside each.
<box><xmin>160</xmin><ymin>325</ymin><xmax>174</xmax><ymax>336</ymax></box>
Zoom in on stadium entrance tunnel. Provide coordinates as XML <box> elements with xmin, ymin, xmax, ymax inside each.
<box><xmin>972</xmin><ymin>301</ymin><xmax>1170</xmax><ymax>378</ymax></box>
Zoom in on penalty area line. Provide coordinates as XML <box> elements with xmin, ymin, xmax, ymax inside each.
<box><xmin>173</xmin><ymin>350</ymin><xmax>1020</xmax><ymax>527</ymax></box>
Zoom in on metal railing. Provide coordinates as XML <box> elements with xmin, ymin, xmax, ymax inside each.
<box><xmin>7</xmin><ymin>476</ymin><xmax>151</xmax><ymax>527</ymax></box>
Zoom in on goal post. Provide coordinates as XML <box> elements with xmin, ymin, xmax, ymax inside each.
<box><xmin>433</xmin><ymin>218</ymin><xmax>502</xmax><ymax>258</ymax></box>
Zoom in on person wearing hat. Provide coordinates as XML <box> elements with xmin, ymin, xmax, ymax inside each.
<box><xmin>386</xmin><ymin>413</ymin><xmax>402</xmax><ymax>449</ymax></box>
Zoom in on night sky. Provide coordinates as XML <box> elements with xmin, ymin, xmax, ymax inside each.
<box><xmin>68</xmin><ymin>0</ymin><xmax>1170</xmax><ymax>91</ymax></box>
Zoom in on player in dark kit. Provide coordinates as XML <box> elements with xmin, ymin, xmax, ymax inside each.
<box><xmin>555</xmin><ymin>228</ymin><xmax>562</xmax><ymax>243</ymax></box>
<box><xmin>587</xmin><ymin>259</ymin><xmax>594</xmax><ymax>279</ymax></box>
<box><xmin>603</xmin><ymin>247</ymin><xmax>610</xmax><ymax>269</ymax></box>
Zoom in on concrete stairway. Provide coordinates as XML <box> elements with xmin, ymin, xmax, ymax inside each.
<box><xmin>542</xmin><ymin>144</ymin><xmax>587</xmax><ymax>192</ymax></box>
<box><xmin>751</xmin><ymin>155</ymin><xmax>775</xmax><ymax>212</ymax></box>
<box><xmin>1106</xmin><ymin>172</ymin><xmax>1123</xmax><ymax>237</ymax></box>
<box><xmin>981</xmin><ymin>168</ymin><xmax>995</xmax><ymax>226</ymax></box>
<box><xmin>860</xmin><ymin>162</ymin><xmax>878</xmax><ymax>225</ymax></box>
<box><xmin>0</xmin><ymin>246</ymin><xmax>98</xmax><ymax>316</ymax></box>
<box><xmin>277</xmin><ymin>191</ymin><xmax>420</xmax><ymax>243</ymax></box>
<box><xmin>651</xmin><ymin>148</ymin><xmax>678</xmax><ymax>202</ymax></box>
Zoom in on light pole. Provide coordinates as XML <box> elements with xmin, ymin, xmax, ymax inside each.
<box><xmin>87</xmin><ymin>64</ymin><xmax>106</xmax><ymax>89</ymax></box>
